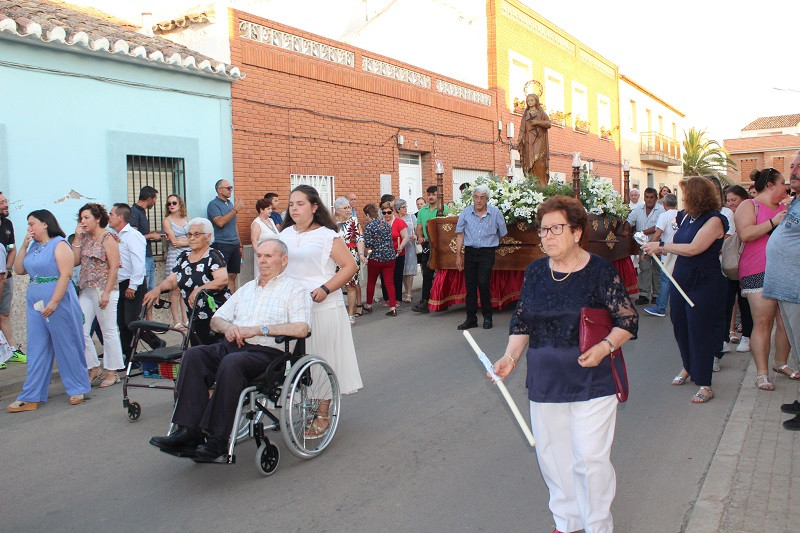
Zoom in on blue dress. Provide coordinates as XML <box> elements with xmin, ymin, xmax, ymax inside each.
<box><xmin>18</xmin><ymin>236</ymin><xmax>90</xmax><ymax>402</ymax></box>
<box><xmin>670</xmin><ymin>211</ymin><xmax>728</xmax><ymax>387</ymax></box>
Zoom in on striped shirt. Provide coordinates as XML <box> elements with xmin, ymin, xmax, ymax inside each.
<box><xmin>213</xmin><ymin>272</ymin><xmax>312</xmax><ymax>348</ymax></box>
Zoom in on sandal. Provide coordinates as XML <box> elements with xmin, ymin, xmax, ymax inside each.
<box><xmin>99</xmin><ymin>373</ymin><xmax>120</xmax><ymax>388</ymax></box>
<box><xmin>354</xmin><ymin>304</ymin><xmax>364</xmax><ymax>317</ymax></box>
<box><xmin>69</xmin><ymin>394</ymin><xmax>85</xmax><ymax>405</ymax></box>
<box><xmin>691</xmin><ymin>387</ymin><xmax>715</xmax><ymax>404</ymax></box>
<box><xmin>173</xmin><ymin>322</ymin><xmax>188</xmax><ymax>333</ymax></box>
<box><xmin>304</xmin><ymin>415</ymin><xmax>331</xmax><ymax>439</ymax></box>
<box><xmin>772</xmin><ymin>364</ymin><xmax>800</xmax><ymax>380</ymax></box>
<box><xmin>88</xmin><ymin>367</ymin><xmax>105</xmax><ymax>387</ymax></box>
<box><xmin>671</xmin><ymin>373</ymin><xmax>689</xmax><ymax>386</ymax></box>
<box><xmin>349</xmin><ymin>315</ymin><xmax>356</xmax><ymax>325</ymax></box>
<box><xmin>755</xmin><ymin>375</ymin><xmax>775</xmax><ymax>391</ymax></box>
<box><xmin>362</xmin><ymin>305</ymin><xmax>373</xmax><ymax>314</ymax></box>
<box><xmin>7</xmin><ymin>400</ymin><xmax>38</xmax><ymax>412</ymax></box>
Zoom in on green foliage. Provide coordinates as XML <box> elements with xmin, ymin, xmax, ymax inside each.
<box><xmin>682</xmin><ymin>127</ymin><xmax>736</xmax><ymax>177</ymax></box>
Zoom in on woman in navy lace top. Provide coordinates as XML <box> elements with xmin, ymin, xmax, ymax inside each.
<box><xmin>493</xmin><ymin>196</ymin><xmax>638</xmax><ymax>533</ymax></box>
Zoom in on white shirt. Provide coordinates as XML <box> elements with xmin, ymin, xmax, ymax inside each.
<box><xmin>279</xmin><ymin>226</ymin><xmax>345</xmax><ymax>311</ymax></box>
<box><xmin>720</xmin><ymin>206</ymin><xmax>735</xmax><ymax>236</ymax></box>
<box><xmin>115</xmin><ymin>223</ymin><xmax>146</xmax><ymax>290</ymax></box>
<box><xmin>213</xmin><ymin>272</ymin><xmax>312</xmax><ymax>348</ymax></box>
<box><xmin>656</xmin><ymin>209</ymin><xmax>679</xmax><ymax>244</ymax></box>
<box><xmin>626</xmin><ymin>203</ymin><xmax>665</xmax><ymax>233</ymax></box>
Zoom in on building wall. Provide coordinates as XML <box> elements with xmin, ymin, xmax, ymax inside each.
<box><xmin>488</xmin><ymin>0</ymin><xmax>621</xmax><ymax>188</ymax></box>
<box><xmin>0</xmin><ymin>41</ymin><xmax>233</xmax><ymax>234</ymax></box>
<box><xmin>619</xmin><ymin>77</ymin><xmax>684</xmax><ymax>194</ymax></box>
<box><xmin>230</xmin><ymin>10</ymin><xmax>504</xmax><ymax>241</ymax></box>
<box><xmin>724</xmin><ymin>135</ymin><xmax>800</xmax><ymax>183</ymax></box>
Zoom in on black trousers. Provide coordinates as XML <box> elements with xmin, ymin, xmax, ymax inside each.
<box><xmin>117</xmin><ymin>279</ymin><xmax>161</xmax><ymax>357</ymax></box>
<box><xmin>418</xmin><ymin>248</ymin><xmax>435</xmax><ymax>302</ymax></box>
<box><xmin>464</xmin><ymin>246</ymin><xmax>496</xmax><ymax>321</ymax></box>
<box><xmin>171</xmin><ymin>340</ymin><xmax>282</xmax><ymax>437</ymax></box>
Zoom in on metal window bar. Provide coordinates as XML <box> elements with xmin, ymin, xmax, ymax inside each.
<box><xmin>126</xmin><ymin>155</ymin><xmax>186</xmax><ymax>259</ymax></box>
<box><xmin>290</xmin><ymin>174</ymin><xmax>335</xmax><ymax>210</ymax></box>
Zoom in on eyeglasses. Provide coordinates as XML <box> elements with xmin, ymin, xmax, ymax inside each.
<box><xmin>167</xmin><ymin>201</ymin><xmax>179</xmax><ymax>206</ymax></box>
<box><xmin>382</xmin><ymin>210</ymin><xmax>393</xmax><ymax>215</ymax></box>
<box><xmin>186</xmin><ymin>232</ymin><xmax>207</xmax><ymax>238</ymax></box>
<box><xmin>218</xmin><ymin>186</ymin><xmax>234</xmax><ymax>191</ymax></box>
<box><xmin>537</xmin><ymin>224</ymin><xmax>568</xmax><ymax>237</ymax></box>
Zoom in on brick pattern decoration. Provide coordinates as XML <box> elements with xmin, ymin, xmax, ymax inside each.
<box><xmin>725</xmin><ymin>135</ymin><xmax>800</xmax><ymax>183</ymax></box>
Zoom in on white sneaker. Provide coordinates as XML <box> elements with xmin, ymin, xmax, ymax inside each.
<box><xmin>713</xmin><ymin>357</ymin><xmax>721</xmax><ymax>372</ymax></box>
<box><xmin>736</xmin><ymin>337</ymin><xmax>751</xmax><ymax>352</ymax></box>
<box><xmin>721</xmin><ymin>342</ymin><xmax>732</xmax><ymax>353</ymax></box>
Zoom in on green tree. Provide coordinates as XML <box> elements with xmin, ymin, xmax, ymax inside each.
<box><xmin>682</xmin><ymin>127</ymin><xmax>736</xmax><ymax>181</ymax></box>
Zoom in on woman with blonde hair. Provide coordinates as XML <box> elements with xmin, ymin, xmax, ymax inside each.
<box><xmin>163</xmin><ymin>194</ymin><xmax>190</xmax><ymax>330</ymax></box>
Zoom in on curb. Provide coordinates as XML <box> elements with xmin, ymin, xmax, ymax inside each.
<box><xmin>0</xmin><ymin>369</ymin><xmax>61</xmax><ymax>399</ymax></box>
<box><xmin>684</xmin><ymin>359</ymin><xmax>758</xmax><ymax>532</ymax></box>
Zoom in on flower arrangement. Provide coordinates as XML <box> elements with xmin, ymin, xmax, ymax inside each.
<box><xmin>574</xmin><ymin>118</ymin><xmax>590</xmax><ymax>133</ymax></box>
<box><xmin>451</xmin><ymin>169</ymin><xmax>629</xmax><ymax>226</ymax></box>
<box><xmin>600</xmin><ymin>126</ymin><xmax>613</xmax><ymax>140</ymax></box>
<box><xmin>512</xmin><ymin>97</ymin><xmax>526</xmax><ymax>113</ymax></box>
<box><xmin>549</xmin><ymin>110</ymin><xmax>569</xmax><ymax>127</ymax></box>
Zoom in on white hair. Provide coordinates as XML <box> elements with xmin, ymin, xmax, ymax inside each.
<box><xmin>187</xmin><ymin>217</ymin><xmax>214</xmax><ymax>244</ymax></box>
<box><xmin>394</xmin><ymin>198</ymin><xmax>407</xmax><ymax>211</ymax></box>
<box><xmin>333</xmin><ymin>197</ymin><xmax>350</xmax><ymax>211</ymax></box>
<box><xmin>629</xmin><ymin>188</ymin><xmax>640</xmax><ymax>195</ymax></box>
<box><xmin>256</xmin><ymin>235</ymin><xmax>288</xmax><ymax>256</ymax></box>
<box><xmin>473</xmin><ymin>185</ymin><xmax>490</xmax><ymax>199</ymax></box>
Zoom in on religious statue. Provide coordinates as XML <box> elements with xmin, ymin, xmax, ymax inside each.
<box><xmin>516</xmin><ymin>93</ymin><xmax>551</xmax><ymax>187</ymax></box>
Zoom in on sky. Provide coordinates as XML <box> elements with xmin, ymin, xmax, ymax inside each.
<box><xmin>522</xmin><ymin>0</ymin><xmax>800</xmax><ymax>143</ymax></box>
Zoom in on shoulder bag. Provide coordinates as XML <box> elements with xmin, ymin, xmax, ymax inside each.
<box><xmin>579</xmin><ymin>308</ymin><xmax>628</xmax><ymax>402</ymax></box>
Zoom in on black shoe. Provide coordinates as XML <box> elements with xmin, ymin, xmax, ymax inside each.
<box><xmin>483</xmin><ymin>319</ymin><xmax>493</xmax><ymax>329</ymax></box>
<box><xmin>149</xmin><ymin>426</ymin><xmax>203</xmax><ymax>452</ymax></box>
<box><xmin>193</xmin><ymin>435</ymin><xmax>228</xmax><ymax>461</ymax></box>
<box><xmin>634</xmin><ymin>296</ymin><xmax>649</xmax><ymax>305</ymax></box>
<box><xmin>651</xmin><ymin>296</ymin><xmax>658</xmax><ymax>304</ymax></box>
<box><xmin>783</xmin><ymin>414</ymin><xmax>800</xmax><ymax>431</ymax></box>
<box><xmin>151</xmin><ymin>338</ymin><xmax>167</xmax><ymax>350</ymax></box>
<box><xmin>781</xmin><ymin>400</ymin><xmax>800</xmax><ymax>414</ymax></box>
<box><xmin>412</xmin><ymin>300</ymin><xmax>430</xmax><ymax>313</ymax></box>
<box><xmin>457</xmin><ymin>319</ymin><xmax>479</xmax><ymax>330</ymax></box>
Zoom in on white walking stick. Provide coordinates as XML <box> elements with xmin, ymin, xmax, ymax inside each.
<box><xmin>463</xmin><ymin>331</ymin><xmax>535</xmax><ymax>447</ymax></box>
<box><xmin>634</xmin><ymin>232</ymin><xmax>695</xmax><ymax>308</ymax></box>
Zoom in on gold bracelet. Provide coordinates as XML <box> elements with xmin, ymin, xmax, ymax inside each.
<box><xmin>505</xmin><ymin>354</ymin><xmax>517</xmax><ymax>364</ymax></box>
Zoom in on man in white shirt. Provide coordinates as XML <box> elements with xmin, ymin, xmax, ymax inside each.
<box><xmin>627</xmin><ymin>187</ymin><xmax>665</xmax><ymax>304</ymax></box>
<box><xmin>149</xmin><ymin>238</ymin><xmax>312</xmax><ymax>461</ymax></box>
<box><xmin>644</xmin><ymin>193</ymin><xmax>678</xmax><ymax>317</ymax></box>
<box><xmin>109</xmin><ymin>203</ymin><xmax>164</xmax><ymax>357</ymax></box>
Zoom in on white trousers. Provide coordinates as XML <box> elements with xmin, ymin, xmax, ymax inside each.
<box><xmin>79</xmin><ymin>288</ymin><xmax>124</xmax><ymax>371</ymax></box>
<box><xmin>530</xmin><ymin>395</ymin><xmax>618</xmax><ymax>533</ymax></box>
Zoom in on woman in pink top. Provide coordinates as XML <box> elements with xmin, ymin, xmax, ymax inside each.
<box><xmin>735</xmin><ymin>168</ymin><xmax>792</xmax><ymax>390</ymax></box>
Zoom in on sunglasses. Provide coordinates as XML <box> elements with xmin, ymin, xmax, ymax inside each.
<box><xmin>167</xmin><ymin>201</ymin><xmax>179</xmax><ymax>206</ymax></box>
<box><xmin>382</xmin><ymin>210</ymin><xmax>393</xmax><ymax>215</ymax></box>
<box><xmin>219</xmin><ymin>186</ymin><xmax>234</xmax><ymax>191</ymax></box>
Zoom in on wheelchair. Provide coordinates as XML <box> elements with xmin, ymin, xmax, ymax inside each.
<box><xmin>158</xmin><ymin>333</ymin><xmax>341</xmax><ymax>476</ymax></box>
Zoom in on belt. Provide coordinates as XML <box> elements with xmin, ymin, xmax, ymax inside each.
<box><xmin>32</xmin><ymin>276</ymin><xmax>59</xmax><ymax>284</ymax></box>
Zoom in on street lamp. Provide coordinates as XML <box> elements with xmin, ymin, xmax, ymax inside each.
<box><xmin>435</xmin><ymin>159</ymin><xmax>445</xmax><ymax>215</ymax></box>
<box><xmin>572</xmin><ymin>152</ymin><xmax>581</xmax><ymax>199</ymax></box>
<box><xmin>622</xmin><ymin>160</ymin><xmax>630</xmax><ymax>204</ymax></box>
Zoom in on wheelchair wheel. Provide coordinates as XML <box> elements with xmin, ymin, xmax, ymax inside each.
<box><xmin>280</xmin><ymin>355</ymin><xmax>340</xmax><ymax>459</ymax></box>
<box><xmin>127</xmin><ymin>402</ymin><xmax>141</xmax><ymax>422</ymax></box>
<box><xmin>255</xmin><ymin>442</ymin><xmax>280</xmax><ymax>476</ymax></box>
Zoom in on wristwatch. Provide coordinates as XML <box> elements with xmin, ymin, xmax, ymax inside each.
<box><xmin>261</xmin><ymin>325</ymin><xmax>270</xmax><ymax>337</ymax></box>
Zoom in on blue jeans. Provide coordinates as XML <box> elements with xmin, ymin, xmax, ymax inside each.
<box><xmin>145</xmin><ymin>256</ymin><xmax>156</xmax><ymax>291</ymax></box>
<box><xmin>652</xmin><ymin>266</ymin><xmax>671</xmax><ymax>314</ymax></box>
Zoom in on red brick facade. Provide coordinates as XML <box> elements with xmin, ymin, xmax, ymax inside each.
<box><xmin>724</xmin><ymin>135</ymin><xmax>800</xmax><ymax>183</ymax></box>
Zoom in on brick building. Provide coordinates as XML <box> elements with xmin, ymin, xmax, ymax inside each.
<box><xmin>724</xmin><ymin>114</ymin><xmax>800</xmax><ymax>183</ymax></box>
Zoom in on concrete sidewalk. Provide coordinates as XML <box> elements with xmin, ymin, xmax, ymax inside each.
<box><xmin>686</xmin><ymin>358</ymin><xmax>800</xmax><ymax>532</ymax></box>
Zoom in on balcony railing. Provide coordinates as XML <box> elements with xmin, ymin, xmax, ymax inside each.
<box><xmin>640</xmin><ymin>131</ymin><xmax>681</xmax><ymax>166</ymax></box>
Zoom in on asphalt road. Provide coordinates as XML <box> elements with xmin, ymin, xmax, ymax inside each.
<box><xmin>0</xmin><ymin>300</ymin><xmax>751</xmax><ymax>532</ymax></box>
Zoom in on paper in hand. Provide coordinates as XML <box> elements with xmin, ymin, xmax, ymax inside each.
<box><xmin>33</xmin><ymin>300</ymin><xmax>49</xmax><ymax>322</ymax></box>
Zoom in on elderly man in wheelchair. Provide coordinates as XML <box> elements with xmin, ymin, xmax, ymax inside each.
<box><xmin>149</xmin><ymin>238</ymin><xmax>314</xmax><ymax>463</ymax></box>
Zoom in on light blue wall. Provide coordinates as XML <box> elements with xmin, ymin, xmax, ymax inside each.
<box><xmin>0</xmin><ymin>39</ymin><xmax>233</xmax><ymax>240</ymax></box>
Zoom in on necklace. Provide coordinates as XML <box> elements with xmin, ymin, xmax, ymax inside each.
<box><xmin>550</xmin><ymin>250</ymin><xmax>584</xmax><ymax>282</ymax></box>
<box><xmin>32</xmin><ymin>238</ymin><xmax>51</xmax><ymax>257</ymax></box>
<box><xmin>294</xmin><ymin>223</ymin><xmax>317</xmax><ymax>246</ymax></box>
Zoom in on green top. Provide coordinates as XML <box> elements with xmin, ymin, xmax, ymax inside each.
<box><xmin>416</xmin><ymin>204</ymin><xmax>450</xmax><ymax>240</ymax></box>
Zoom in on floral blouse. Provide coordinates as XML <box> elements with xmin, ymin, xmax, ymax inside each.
<box><xmin>173</xmin><ymin>249</ymin><xmax>231</xmax><ymax>320</ymax></box>
<box><xmin>363</xmin><ymin>218</ymin><xmax>395</xmax><ymax>262</ymax></box>
<box><xmin>337</xmin><ymin>219</ymin><xmax>363</xmax><ymax>248</ymax></box>
<box><xmin>78</xmin><ymin>232</ymin><xmax>119</xmax><ymax>291</ymax></box>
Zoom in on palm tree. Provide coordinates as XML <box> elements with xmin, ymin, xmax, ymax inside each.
<box><xmin>682</xmin><ymin>127</ymin><xmax>736</xmax><ymax>181</ymax></box>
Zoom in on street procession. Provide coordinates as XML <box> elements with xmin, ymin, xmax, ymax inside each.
<box><xmin>1</xmin><ymin>1</ymin><xmax>799</xmax><ymax>531</ymax></box>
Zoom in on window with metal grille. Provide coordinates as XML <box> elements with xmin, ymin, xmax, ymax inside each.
<box><xmin>126</xmin><ymin>155</ymin><xmax>186</xmax><ymax>258</ymax></box>
<box><xmin>290</xmin><ymin>174</ymin><xmax>335</xmax><ymax>209</ymax></box>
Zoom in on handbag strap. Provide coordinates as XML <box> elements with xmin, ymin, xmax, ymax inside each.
<box><xmin>610</xmin><ymin>353</ymin><xmax>629</xmax><ymax>402</ymax></box>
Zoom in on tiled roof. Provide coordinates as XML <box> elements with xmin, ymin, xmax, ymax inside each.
<box><xmin>724</xmin><ymin>134</ymin><xmax>800</xmax><ymax>152</ymax></box>
<box><xmin>741</xmin><ymin>114</ymin><xmax>800</xmax><ymax>131</ymax></box>
<box><xmin>0</xmin><ymin>0</ymin><xmax>242</xmax><ymax>80</ymax></box>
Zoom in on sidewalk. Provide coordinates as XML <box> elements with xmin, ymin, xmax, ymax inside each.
<box><xmin>686</xmin><ymin>358</ymin><xmax>800</xmax><ymax>532</ymax></box>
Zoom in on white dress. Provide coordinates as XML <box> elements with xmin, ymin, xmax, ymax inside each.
<box><xmin>279</xmin><ymin>226</ymin><xmax>363</xmax><ymax>394</ymax></box>
<box><xmin>252</xmin><ymin>216</ymin><xmax>279</xmax><ymax>274</ymax></box>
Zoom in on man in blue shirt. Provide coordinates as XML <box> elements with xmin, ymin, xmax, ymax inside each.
<box><xmin>208</xmin><ymin>179</ymin><xmax>245</xmax><ymax>292</ymax></box>
<box><xmin>264</xmin><ymin>192</ymin><xmax>283</xmax><ymax>227</ymax></box>
<box><xmin>455</xmin><ymin>185</ymin><xmax>507</xmax><ymax>330</ymax></box>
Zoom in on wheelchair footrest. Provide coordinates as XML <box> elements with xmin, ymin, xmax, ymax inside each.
<box><xmin>158</xmin><ymin>447</ymin><xmax>198</xmax><ymax>459</ymax></box>
<box><xmin>192</xmin><ymin>454</ymin><xmax>234</xmax><ymax>464</ymax></box>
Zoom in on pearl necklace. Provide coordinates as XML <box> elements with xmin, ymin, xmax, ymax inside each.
<box><xmin>550</xmin><ymin>250</ymin><xmax>584</xmax><ymax>282</ymax></box>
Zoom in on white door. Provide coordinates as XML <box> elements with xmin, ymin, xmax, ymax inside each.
<box><xmin>398</xmin><ymin>152</ymin><xmax>422</xmax><ymax>209</ymax></box>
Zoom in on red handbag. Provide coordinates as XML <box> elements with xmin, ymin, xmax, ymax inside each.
<box><xmin>579</xmin><ymin>308</ymin><xmax>629</xmax><ymax>402</ymax></box>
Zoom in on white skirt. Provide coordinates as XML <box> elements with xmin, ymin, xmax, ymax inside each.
<box><xmin>308</xmin><ymin>304</ymin><xmax>363</xmax><ymax>395</ymax></box>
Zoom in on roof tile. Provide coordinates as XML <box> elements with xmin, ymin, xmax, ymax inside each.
<box><xmin>742</xmin><ymin>114</ymin><xmax>800</xmax><ymax>131</ymax></box>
